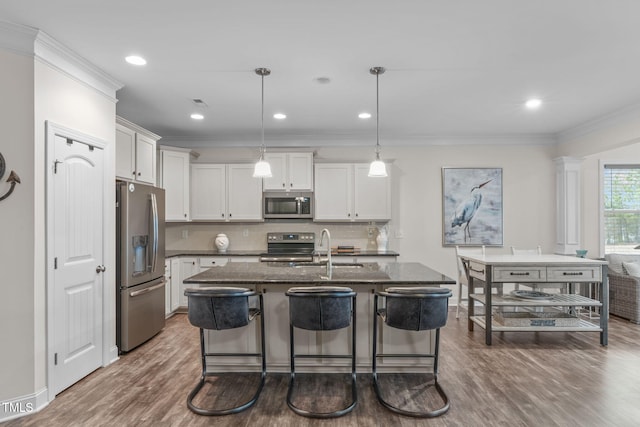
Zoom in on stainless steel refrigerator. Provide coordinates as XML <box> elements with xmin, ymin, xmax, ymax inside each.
<box><xmin>116</xmin><ymin>181</ymin><xmax>166</xmax><ymax>352</ymax></box>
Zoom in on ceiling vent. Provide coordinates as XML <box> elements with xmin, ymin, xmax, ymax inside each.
<box><xmin>192</xmin><ymin>99</ymin><xmax>208</xmax><ymax>108</ymax></box>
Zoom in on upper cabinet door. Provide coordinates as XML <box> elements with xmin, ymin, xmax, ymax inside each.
<box><xmin>134</xmin><ymin>133</ymin><xmax>156</xmax><ymax>184</ymax></box>
<box><xmin>262</xmin><ymin>153</ymin><xmax>287</xmax><ymax>190</ymax></box>
<box><xmin>314</xmin><ymin>164</ymin><xmax>352</xmax><ymax>220</ymax></box>
<box><xmin>353</xmin><ymin>163</ymin><xmax>391</xmax><ymax>220</ymax></box>
<box><xmin>160</xmin><ymin>149</ymin><xmax>190</xmax><ymax>221</ymax></box>
<box><xmin>288</xmin><ymin>152</ymin><xmax>314</xmax><ymax>191</ymax></box>
<box><xmin>227</xmin><ymin>164</ymin><xmax>263</xmax><ymax>220</ymax></box>
<box><xmin>191</xmin><ymin>164</ymin><xmax>226</xmax><ymax>220</ymax></box>
<box><xmin>262</xmin><ymin>152</ymin><xmax>313</xmax><ymax>191</ymax></box>
<box><xmin>115</xmin><ymin>124</ymin><xmax>135</xmax><ymax>180</ymax></box>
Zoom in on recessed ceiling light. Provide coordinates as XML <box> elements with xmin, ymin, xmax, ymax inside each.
<box><xmin>125</xmin><ymin>55</ymin><xmax>147</xmax><ymax>66</ymax></box>
<box><xmin>525</xmin><ymin>98</ymin><xmax>542</xmax><ymax>109</ymax></box>
<box><xmin>314</xmin><ymin>77</ymin><xmax>331</xmax><ymax>84</ymax></box>
<box><xmin>273</xmin><ymin>113</ymin><xmax>287</xmax><ymax>119</ymax></box>
<box><xmin>359</xmin><ymin>112</ymin><xmax>372</xmax><ymax>119</ymax></box>
<box><xmin>190</xmin><ymin>113</ymin><xmax>204</xmax><ymax>120</ymax></box>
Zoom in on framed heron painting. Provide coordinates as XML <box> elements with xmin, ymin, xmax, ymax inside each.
<box><xmin>442</xmin><ymin>167</ymin><xmax>503</xmax><ymax>247</ymax></box>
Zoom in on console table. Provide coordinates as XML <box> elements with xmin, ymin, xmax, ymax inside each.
<box><xmin>457</xmin><ymin>254</ymin><xmax>608</xmax><ymax>346</ymax></box>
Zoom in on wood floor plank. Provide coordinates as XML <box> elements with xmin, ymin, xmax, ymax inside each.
<box><xmin>4</xmin><ymin>310</ymin><xmax>640</xmax><ymax>426</ymax></box>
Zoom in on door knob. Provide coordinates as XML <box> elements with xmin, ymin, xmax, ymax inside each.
<box><xmin>96</xmin><ymin>265</ymin><xmax>106</xmax><ymax>273</ymax></box>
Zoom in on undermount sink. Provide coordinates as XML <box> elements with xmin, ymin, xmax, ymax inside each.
<box><xmin>292</xmin><ymin>262</ymin><xmax>364</xmax><ymax>269</ymax></box>
<box><xmin>266</xmin><ymin>261</ymin><xmax>364</xmax><ymax>269</ymax></box>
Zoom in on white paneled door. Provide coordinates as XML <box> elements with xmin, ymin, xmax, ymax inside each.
<box><xmin>52</xmin><ymin>134</ymin><xmax>104</xmax><ymax>395</ymax></box>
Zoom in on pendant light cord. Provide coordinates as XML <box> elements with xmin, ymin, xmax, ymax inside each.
<box><xmin>375</xmin><ymin>70</ymin><xmax>380</xmax><ymax>159</ymax></box>
<box><xmin>261</xmin><ymin>72</ymin><xmax>265</xmax><ymax>158</ymax></box>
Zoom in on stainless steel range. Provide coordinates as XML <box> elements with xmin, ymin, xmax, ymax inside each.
<box><xmin>260</xmin><ymin>232</ymin><xmax>316</xmax><ymax>262</ymax></box>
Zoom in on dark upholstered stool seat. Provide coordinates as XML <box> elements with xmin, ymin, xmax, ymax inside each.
<box><xmin>373</xmin><ymin>286</ymin><xmax>452</xmax><ymax>418</ymax></box>
<box><xmin>285</xmin><ymin>286</ymin><xmax>357</xmax><ymax>418</ymax></box>
<box><xmin>185</xmin><ymin>287</ymin><xmax>266</xmax><ymax>416</ymax></box>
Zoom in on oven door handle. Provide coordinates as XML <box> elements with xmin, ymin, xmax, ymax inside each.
<box><xmin>130</xmin><ymin>281</ymin><xmax>165</xmax><ymax>298</ymax></box>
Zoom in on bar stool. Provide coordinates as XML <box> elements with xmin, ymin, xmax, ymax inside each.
<box><xmin>285</xmin><ymin>286</ymin><xmax>357</xmax><ymax>418</ymax></box>
<box><xmin>184</xmin><ymin>287</ymin><xmax>266</xmax><ymax>416</ymax></box>
<box><xmin>372</xmin><ymin>286</ymin><xmax>452</xmax><ymax>418</ymax></box>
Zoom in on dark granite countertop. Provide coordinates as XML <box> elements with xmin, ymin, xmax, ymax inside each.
<box><xmin>166</xmin><ymin>250</ymin><xmax>400</xmax><ymax>258</ymax></box>
<box><xmin>165</xmin><ymin>250</ymin><xmax>265</xmax><ymax>258</ymax></box>
<box><xmin>183</xmin><ymin>261</ymin><xmax>454</xmax><ymax>285</ymax></box>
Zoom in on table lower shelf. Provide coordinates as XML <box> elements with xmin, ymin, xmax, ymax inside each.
<box><xmin>470</xmin><ymin>315</ymin><xmax>603</xmax><ymax>332</ymax></box>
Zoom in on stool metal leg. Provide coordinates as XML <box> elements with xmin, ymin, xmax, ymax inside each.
<box><xmin>187</xmin><ymin>295</ymin><xmax>266</xmax><ymax>416</ymax></box>
<box><xmin>287</xmin><ymin>294</ymin><xmax>357</xmax><ymax>418</ymax></box>
<box><xmin>372</xmin><ymin>295</ymin><xmax>450</xmax><ymax>418</ymax></box>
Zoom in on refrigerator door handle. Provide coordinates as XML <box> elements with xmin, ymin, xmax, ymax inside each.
<box><xmin>129</xmin><ymin>280</ymin><xmax>165</xmax><ymax>297</ymax></box>
<box><xmin>150</xmin><ymin>192</ymin><xmax>159</xmax><ymax>273</ymax></box>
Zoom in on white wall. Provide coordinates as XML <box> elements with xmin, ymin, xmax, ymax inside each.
<box><xmin>0</xmin><ymin>49</ymin><xmax>35</xmax><ymax>402</ymax></box>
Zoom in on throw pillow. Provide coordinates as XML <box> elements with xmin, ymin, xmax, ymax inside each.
<box><xmin>622</xmin><ymin>261</ymin><xmax>640</xmax><ymax>277</ymax></box>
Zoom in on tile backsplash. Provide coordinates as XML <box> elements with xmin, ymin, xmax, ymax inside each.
<box><xmin>165</xmin><ymin>221</ymin><xmax>388</xmax><ymax>253</ymax></box>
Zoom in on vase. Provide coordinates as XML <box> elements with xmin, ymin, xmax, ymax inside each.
<box><xmin>215</xmin><ymin>233</ymin><xmax>229</xmax><ymax>253</ymax></box>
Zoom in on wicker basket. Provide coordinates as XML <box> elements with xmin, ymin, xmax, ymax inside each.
<box><xmin>494</xmin><ymin>311</ymin><xmax>579</xmax><ymax>327</ymax></box>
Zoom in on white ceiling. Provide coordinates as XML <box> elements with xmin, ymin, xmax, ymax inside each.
<box><xmin>3</xmin><ymin>0</ymin><xmax>640</xmax><ymax>147</ymax></box>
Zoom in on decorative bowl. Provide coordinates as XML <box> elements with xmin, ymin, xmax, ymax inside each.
<box><xmin>575</xmin><ymin>249</ymin><xmax>588</xmax><ymax>258</ymax></box>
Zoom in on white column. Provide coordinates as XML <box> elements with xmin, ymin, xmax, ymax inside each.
<box><xmin>555</xmin><ymin>157</ymin><xmax>583</xmax><ymax>254</ymax></box>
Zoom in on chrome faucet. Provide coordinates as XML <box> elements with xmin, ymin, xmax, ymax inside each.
<box><xmin>319</xmin><ymin>228</ymin><xmax>332</xmax><ymax>279</ymax></box>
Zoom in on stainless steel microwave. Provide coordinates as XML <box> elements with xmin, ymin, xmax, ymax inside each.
<box><xmin>263</xmin><ymin>192</ymin><xmax>313</xmax><ymax>219</ymax></box>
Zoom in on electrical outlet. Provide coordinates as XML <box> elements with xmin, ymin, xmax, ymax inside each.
<box><xmin>243</xmin><ymin>229</ymin><xmax>249</xmax><ymax>237</ymax></box>
<box><xmin>395</xmin><ymin>229</ymin><xmax>404</xmax><ymax>239</ymax></box>
<box><xmin>182</xmin><ymin>229</ymin><xmax>189</xmax><ymax>239</ymax></box>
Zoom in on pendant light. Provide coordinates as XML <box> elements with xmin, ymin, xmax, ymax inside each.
<box><xmin>253</xmin><ymin>67</ymin><xmax>273</xmax><ymax>178</ymax></box>
<box><xmin>368</xmin><ymin>66</ymin><xmax>388</xmax><ymax>177</ymax></box>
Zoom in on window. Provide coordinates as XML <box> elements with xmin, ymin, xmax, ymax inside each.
<box><xmin>604</xmin><ymin>165</ymin><xmax>640</xmax><ymax>253</ymax></box>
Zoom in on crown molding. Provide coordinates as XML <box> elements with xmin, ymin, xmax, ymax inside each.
<box><xmin>159</xmin><ymin>132</ymin><xmax>556</xmax><ymax>148</ymax></box>
<box><xmin>116</xmin><ymin>116</ymin><xmax>161</xmax><ymax>141</ymax></box>
<box><xmin>34</xmin><ymin>30</ymin><xmax>122</xmax><ymax>101</ymax></box>
<box><xmin>556</xmin><ymin>102</ymin><xmax>640</xmax><ymax>145</ymax></box>
<box><xmin>1</xmin><ymin>21</ymin><xmax>123</xmax><ymax>101</ymax></box>
<box><xmin>0</xmin><ymin>21</ymin><xmax>38</xmax><ymax>56</ymax></box>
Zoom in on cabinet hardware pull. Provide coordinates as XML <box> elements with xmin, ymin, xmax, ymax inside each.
<box><xmin>562</xmin><ymin>272</ymin><xmax>583</xmax><ymax>276</ymax></box>
<box><xmin>510</xmin><ymin>272</ymin><xmax>530</xmax><ymax>276</ymax></box>
<box><xmin>469</xmin><ymin>267</ymin><xmax>485</xmax><ymax>274</ymax></box>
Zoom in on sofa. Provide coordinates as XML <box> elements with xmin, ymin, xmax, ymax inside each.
<box><xmin>605</xmin><ymin>253</ymin><xmax>640</xmax><ymax>324</ymax></box>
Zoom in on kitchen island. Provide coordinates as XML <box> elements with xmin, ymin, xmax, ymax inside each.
<box><xmin>183</xmin><ymin>261</ymin><xmax>454</xmax><ymax>372</ymax></box>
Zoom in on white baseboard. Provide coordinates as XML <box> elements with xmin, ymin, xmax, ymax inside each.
<box><xmin>0</xmin><ymin>387</ymin><xmax>48</xmax><ymax>422</ymax></box>
<box><xmin>107</xmin><ymin>345</ymin><xmax>119</xmax><ymax>365</ymax></box>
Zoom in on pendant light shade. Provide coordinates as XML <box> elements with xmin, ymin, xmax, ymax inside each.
<box><xmin>368</xmin><ymin>66</ymin><xmax>388</xmax><ymax>177</ymax></box>
<box><xmin>253</xmin><ymin>67</ymin><xmax>273</xmax><ymax>178</ymax></box>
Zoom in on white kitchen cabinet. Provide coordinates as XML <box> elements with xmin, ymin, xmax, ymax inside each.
<box><xmin>116</xmin><ymin>117</ymin><xmax>159</xmax><ymax>185</ymax></box>
<box><xmin>314</xmin><ymin>163</ymin><xmax>390</xmax><ymax>221</ymax></box>
<box><xmin>190</xmin><ymin>163</ymin><xmax>262</xmax><ymax>221</ymax></box>
<box><xmin>164</xmin><ymin>259</ymin><xmax>172</xmax><ymax>316</ymax></box>
<box><xmin>170</xmin><ymin>258</ymin><xmax>180</xmax><ymax>312</ymax></box>
<box><xmin>178</xmin><ymin>257</ymin><xmax>199</xmax><ymax>307</ymax></box>
<box><xmin>159</xmin><ymin>147</ymin><xmax>190</xmax><ymax>221</ymax></box>
<box><xmin>191</xmin><ymin>164</ymin><xmax>226</xmax><ymax>220</ymax></box>
<box><xmin>263</xmin><ymin>152</ymin><xmax>314</xmax><ymax>191</ymax></box>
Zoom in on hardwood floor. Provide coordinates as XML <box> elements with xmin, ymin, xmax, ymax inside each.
<box><xmin>4</xmin><ymin>310</ymin><xmax>640</xmax><ymax>427</ymax></box>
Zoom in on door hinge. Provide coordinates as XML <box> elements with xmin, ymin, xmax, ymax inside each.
<box><xmin>66</xmin><ymin>138</ymin><xmax>73</xmax><ymax>145</ymax></box>
<box><xmin>54</xmin><ymin>258</ymin><xmax>57</xmax><ymax>269</ymax></box>
<box><xmin>54</xmin><ymin>353</ymin><xmax>58</xmax><ymax>365</ymax></box>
